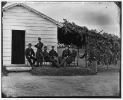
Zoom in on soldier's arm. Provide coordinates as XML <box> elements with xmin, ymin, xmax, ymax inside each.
<box><xmin>32</xmin><ymin>49</ymin><xmax>35</xmax><ymax>57</ymax></box>
<box><xmin>42</xmin><ymin>43</ymin><xmax>44</xmax><ymax>48</ymax></box>
<box><xmin>55</xmin><ymin>51</ymin><xmax>58</xmax><ymax>57</ymax></box>
<box><xmin>47</xmin><ymin>52</ymin><xmax>50</xmax><ymax>58</ymax></box>
<box><xmin>34</xmin><ymin>43</ymin><xmax>38</xmax><ymax>48</ymax></box>
<box><xmin>25</xmin><ymin>49</ymin><xmax>28</xmax><ymax>57</ymax></box>
<box><xmin>49</xmin><ymin>51</ymin><xmax>51</xmax><ymax>57</ymax></box>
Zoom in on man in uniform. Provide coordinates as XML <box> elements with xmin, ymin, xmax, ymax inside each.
<box><xmin>43</xmin><ymin>46</ymin><xmax>59</xmax><ymax>68</ymax></box>
<box><xmin>25</xmin><ymin>43</ymin><xmax>36</xmax><ymax>66</ymax></box>
<box><xmin>35</xmin><ymin>37</ymin><xmax>43</xmax><ymax>67</ymax></box>
<box><xmin>66</xmin><ymin>46</ymin><xmax>77</xmax><ymax>65</ymax></box>
<box><xmin>80</xmin><ymin>45</ymin><xmax>98</xmax><ymax>75</ymax></box>
<box><xmin>60</xmin><ymin>45</ymin><xmax>71</xmax><ymax>67</ymax></box>
<box><xmin>89</xmin><ymin>46</ymin><xmax>98</xmax><ymax>75</ymax></box>
<box><xmin>49</xmin><ymin>46</ymin><xmax>59</xmax><ymax>65</ymax></box>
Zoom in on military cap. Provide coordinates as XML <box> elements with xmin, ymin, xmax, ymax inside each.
<box><xmin>38</xmin><ymin>37</ymin><xmax>41</xmax><ymax>40</ymax></box>
<box><xmin>52</xmin><ymin>46</ymin><xmax>54</xmax><ymax>48</ymax></box>
<box><xmin>28</xmin><ymin>43</ymin><xmax>32</xmax><ymax>46</ymax></box>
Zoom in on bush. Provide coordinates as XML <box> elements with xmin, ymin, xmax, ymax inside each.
<box><xmin>30</xmin><ymin>67</ymin><xmax>92</xmax><ymax>76</ymax></box>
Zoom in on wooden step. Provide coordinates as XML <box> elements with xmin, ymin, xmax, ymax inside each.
<box><xmin>6</xmin><ymin>67</ymin><xmax>32</xmax><ymax>71</ymax></box>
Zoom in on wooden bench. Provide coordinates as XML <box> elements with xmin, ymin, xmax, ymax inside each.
<box><xmin>26</xmin><ymin>60</ymin><xmax>51</xmax><ymax>66</ymax></box>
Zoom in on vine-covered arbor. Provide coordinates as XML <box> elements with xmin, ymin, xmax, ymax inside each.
<box><xmin>58</xmin><ymin>19</ymin><xmax>121</xmax><ymax>68</ymax></box>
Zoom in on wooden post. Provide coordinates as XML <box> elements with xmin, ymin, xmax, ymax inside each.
<box><xmin>77</xmin><ymin>47</ymin><xmax>79</xmax><ymax>66</ymax></box>
<box><xmin>85</xmin><ymin>35</ymin><xmax>87</xmax><ymax>68</ymax></box>
<box><xmin>107</xmin><ymin>64</ymin><xmax>108</xmax><ymax>69</ymax></box>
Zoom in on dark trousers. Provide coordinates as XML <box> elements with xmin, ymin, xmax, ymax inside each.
<box><xmin>26</xmin><ymin>56</ymin><xmax>36</xmax><ymax>66</ymax></box>
<box><xmin>44</xmin><ymin>57</ymin><xmax>59</xmax><ymax>68</ymax></box>
<box><xmin>37</xmin><ymin>58</ymin><xmax>43</xmax><ymax>67</ymax></box>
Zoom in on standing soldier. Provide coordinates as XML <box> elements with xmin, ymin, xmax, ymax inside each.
<box><xmin>89</xmin><ymin>46</ymin><xmax>98</xmax><ymax>75</ymax></box>
<box><xmin>35</xmin><ymin>37</ymin><xmax>43</xmax><ymax>67</ymax></box>
<box><xmin>80</xmin><ymin>45</ymin><xmax>98</xmax><ymax>75</ymax></box>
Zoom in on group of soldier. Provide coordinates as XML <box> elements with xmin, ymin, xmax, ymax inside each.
<box><xmin>25</xmin><ymin>37</ymin><xmax>77</xmax><ymax>68</ymax></box>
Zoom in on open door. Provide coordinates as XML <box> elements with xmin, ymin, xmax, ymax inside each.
<box><xmin>12</xmin><ymin>30</ymin><xmax>25</xmax><ymax>64</ymax></box>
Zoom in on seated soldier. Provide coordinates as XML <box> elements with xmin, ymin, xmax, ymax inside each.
<box><xmin>25</xmin><ymin>43</ymin><xmax>36</xmax><ymax>67</ymax></box>
<box><xmin>49</xmin><ymin>46</ymin><xmax>59</xmax><ymax>65</ymax></box>
<box><xmin>43</xmin><ymin>46</ymin><xmax>59</xmax><ymax>68</ymax></box>
<box><xmin>60</xmin><ymin>45</ymin><xmax>71</xmax><ymax>67</ymax></box>
<box><xmin>66</xmin><ymin>46</ymin><xmax>77</xmax><ymax>65</ymax></box>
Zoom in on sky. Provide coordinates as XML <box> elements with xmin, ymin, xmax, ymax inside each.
<box><xmin>4</xmin><ymin>2</ymin><xmax>120</xmax><ymax>37</ymax></box>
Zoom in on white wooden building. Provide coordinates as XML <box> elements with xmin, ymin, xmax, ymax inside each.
<box><xmin>2</xmin><ymin>3</ymin><xmax>62</xmax><ymax>66</ymax></box>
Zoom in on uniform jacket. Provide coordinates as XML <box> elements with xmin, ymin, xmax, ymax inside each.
<box><xmin>43</xmin><ymin>50</ymin><xmax>50</xmax><ymax>59</ymax></box>
<box><xmin>90</xmin><ymin>49</ymin><xmax>98</xmax><ymax>61</ymax></box>
<box><xmin>35</xmin><ymin>42</ymin><xmax>43</xmax><ymax>51</ymax></box>
<box><xmin>49</xmin><ymin>50</ymin><xmax>58</xmax><ymax>58</ymax></box>
<box><xmin>25</xmin><ymin>48</ymin><xmax>35</xmax><ymax>58</ymax></box>
<box><xmin>62</xmin><ymin>49</ymin><xmax>71</xmax><ymax>58</ymax></box>
<box><xmin>35</xmin><ymin>42</ymin><xmax>43</xmax><ymax>58</ymax></box>
<box><xmin>70</xmin><ymin>50</ymin><xmax>77</xmax><ymax>57</ymax></box>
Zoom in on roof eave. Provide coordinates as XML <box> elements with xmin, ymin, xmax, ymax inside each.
<box><xmin>2</xmin><ymin>3</ymin><xmax>63</xmax><ymax>27</ymax></box>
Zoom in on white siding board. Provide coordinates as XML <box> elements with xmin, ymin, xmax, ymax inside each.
<box><xmin>25</xmin><ymin>41</ymin><xmax>56</xmax><ymax>46</ymax></box>
<box><xmin>3</xmin><ymin>44</ymin><xmax>11</xmax><ymax>49</ymax></box>
<box><xmin>3</xmin><ymin>61</ymin><xmax>11</xmax><ymax>65</ymax></box>
<box><xmin>3</xmin><ymin>41</ymin><xmax>11</xmax><ymax>45</ymax></box>
<box><xmin>26</xmin><ymin>31</ymin><xmax>56</xmax><ymax>35</ymax></box>
<box><xmin>3</xmin><ymin>16</ymin><xmax>46</xmax><ymax>21</ymax></box>
<box><xmin>3</xmin><ymin>29</ymin><xmax>56</xmax><ymax>34</ymax></box>
<box><xmin>3</xmin><ymin>22</ymin><xmax>56</xmax><ymax>28</ymax></box>
<box><xmin>3</xmin><ymin>30</ymin><xmax>11</xmax><ymax>34</ymax></box>
<box><xmin>26</xmin><ymin>39</ymin><xmax>57</xmax><ymax>43</ymax></box>
<box><xmin>3</xmin><ymin>19</ymin><xmax>56</xmax><ymax>27</ymax></box>
<box><xmin>3</xmin><ymin>26</ymin><xmax>56</xmax><ymax>31</ymax></box>
<box><xmin>3</xmin><ymin>49</ymin><xmax>11</xmax><ymax>53</ymax></box>
<box><xmin>3</xmin><ymin>33</ymin><xmax>11</xmax><ymax>38</ymax></box>
<box><xmin>26</xmin><ymin>37</ymin><xmax>57</xmax><ymax>41</ymax></box>
<box><xmin>3</xmin><ymin>11</ymin><xmax>42</xmax><ymax>17</ymax></box>
<box><xmin>26</xmin><ymin>34</ymin><xmax>56</xmax><ymax>38</ymax></box>
<box><xmin>3</xmin><ymin>53</ymin><xmax>11</xmax><ymax>57</ymax></box>
<box><xmin>3</xmin><ymin>57</ymin><xmax>11</xmax><ymax>60</ymax></box>
<box><xmin>3</xmin><ymin>37</ymin><xmax>11</xmax><ymax>41</ymax></box>
<box><xmin>3</xmin><ymin>13</ymin><xmax>56</xmax><ymax>26</ymax></box>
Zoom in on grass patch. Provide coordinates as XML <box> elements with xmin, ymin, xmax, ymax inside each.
<box><xmin>30</xmin><ymin>67</ymin><xmax>92</xmax><ymax>76</ymax></box>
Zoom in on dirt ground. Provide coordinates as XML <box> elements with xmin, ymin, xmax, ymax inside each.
<box><xmin>2</xmin><ymin>65</ymin><xmax>120</xmax><ymax>97</ymax></box>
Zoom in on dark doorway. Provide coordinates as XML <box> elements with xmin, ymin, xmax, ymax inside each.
<box><xmin>12</xmin><ymin>30</ymin><xmax>25</xmax><ymax>64</ymax></box>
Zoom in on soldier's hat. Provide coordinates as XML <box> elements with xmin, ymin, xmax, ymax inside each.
<box><xmin>44</xmin><ymin>46</ymin><xmax>47</xmax><ymax>48</ymax></box>
<box><xmin>28</xmin><ymin>43</ymin><xmax>32</xmax><ymax>46</ymax></box>
<box><xmin>38</xmin><ymin>37</ymin><xmax>41</xmax><ymax>40</ymax></box>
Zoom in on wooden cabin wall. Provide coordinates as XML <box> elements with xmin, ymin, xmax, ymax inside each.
<box><xmin>2</xmin><ymin>6</ymin><xmax>57</xmax><ymax>65</ymax></box>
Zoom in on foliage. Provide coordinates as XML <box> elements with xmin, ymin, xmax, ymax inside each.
<box><xmin>58</xmin><ymin>19</ymin><xmax>121</xmax><ymax>66</ymax></box>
